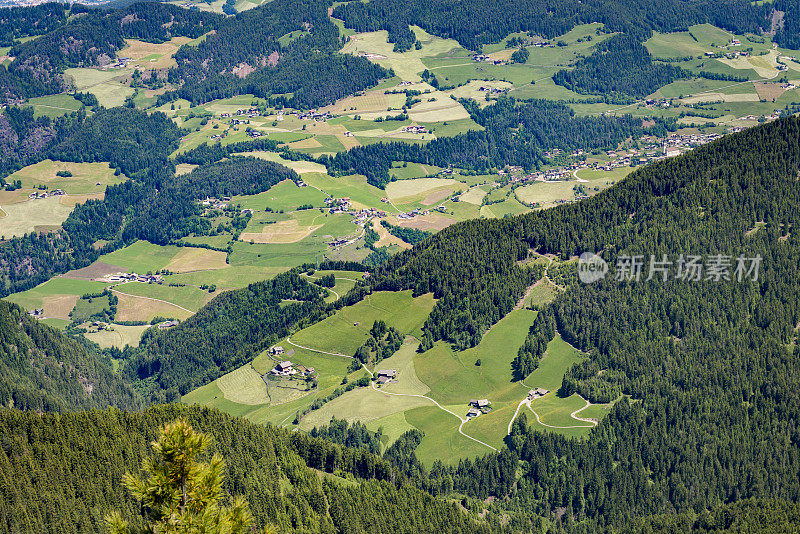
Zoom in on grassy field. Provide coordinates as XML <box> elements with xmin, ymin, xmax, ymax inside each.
<box><xmin>119</xmin><ymin>36</ymin><xmax>194</xmax><ymax>69</ymax></box>
<box><xmin>341</xmin><ymin>26</ymin><xmax>461</xmax><ymax>82</ymax></box>
<box><xmin>5</xmin><ymin>277</ymin><xmax>110</xmax><ymax>318</ymax></box>
<box><xmin>302</xmin><ymin>172</ymin><xmax>387</xmax><ymax>210</ymax></box>
<box><xmin>0</xmin><ymin>196</ymin><xmax>74</xmax><ymax>238</ymax></box>
<box><xmin>24</xmin><ymin>94</ymin><xmax>84</xmax><ymax>118</ymax></box>
<box><xmin>416</xmin><ymin>309</ymin><xmax>535</xmax><ymax>406</ymax></box>
<box><xmin>291</xmin><ymin>291</ymin><xmax>435</xmax><ymax>355</ymax></box>
<box><xmin>84</xmin><ymin>323</ymin><xmax>150</xmax><ymax>349</ymax></box>
<box><xmin>112</xmin><ymin>282</ymin><xmax>215</xmax><ymax>313</ymax></box>
<box><xmin>164</xmin><ymin>247</ymin><xmax>228</xmax><ymax>273</ymax></box>
<box><xmin>65</xmin><ymin>67</ymin><xmax>135</xmax><ymax>108</ymax></box>
<box><xmin>234</xmin><ymin>179</ymin><xmax>327</xmax><ymax>213</ymax></box>
<box><xmin>240</xmin><ymin>152</ymin><xmax>328</xmax><ymax>174</ymax></box>
<box><xmin>99</xmin><ymin>241</ymin><xmax>182</xmax><ymax>273</ymax></box>
<box><xmin>7</xmin><ymin>160</ymin><xmax>125</xmax><ymax>195</ymax></box>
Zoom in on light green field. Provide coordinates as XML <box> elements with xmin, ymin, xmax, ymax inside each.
<box><xmin>525</xmin><ymin>335</ymin><xmax>585</xmax><ymax>392</ymax></box>
<box><xmin>291</xmin><ymin>291</ymin><xmax>435</xmax><ymax>355</ymax></box>
<box><xmin>5</xmin><ymin>277</ymin><xmax>110</xmax><ymax>315</ymax></box>
<box><xmin>388</xmin><ymin>162</ymin><xmax>443</xmax><ymax>180</ymax></box>
<box><xmin>341</xmin><ymin>26</ymin><xmax>462</xmax><ymax>82</ymax></box>
<box><xmin>364</xmin><ymin>412</ymin><xmax>417</xmax><ymax>449</ymax></box>
<box><xmin>301</xmin><ymin>270</ymin><xmax>362</xmax><ymax>303</ymax></box>
<box><xmin>24</xmin><ymin>94</ymin><xmax>84</xmax><ymax>118</ymax></box>
<box><xmin>216</xmin><ymin>363</ymin><xmax>270</xmax><ymax>405</ymax></box>
<box><xmin>298</xmin><ymin>385</ymin><xmax>431</xmax><ymax>431</ymax></box>
<box><xmin>233</xmin><ymin>179</ymin><xmax>327</xmax><ymax>213</ymax></box>
<box><xmin>302</xmin><ymin>172</ymin><xmax>387</xmax><ymax>210</ymax></box>
<box><xmin>64</xmin><ymin>68</ymin><xmax>135</xmax><ymax>108</ymax></box>
<box><xmin>164</xmin><ymin>265</ymin><xmax>281</xmax><ymax>290</ymax></box>
<box><xmin>645</xmin><ymin>31</ymin><xmax>712</xmax><ymax>59</ymax></box>
<box><xmin>406</xmin><ymin>406</ymin><xmax>486</xmax><ymax>466</ymax></box>
<box><xmin>0</xmin><ymin>196</ymin><xmax>74</xmax><ymax>238</ymax></box>
<box><xmin>376</xmin><ymin>338</ymin><xmax>430</xmax><ymax>395</ymax></box>
<box><xmin>8</xmin><ymin>160</ymin><xmax>125</xmax><ymax>195</ymax></box>
<box><xmin>386</xmin><ymin>177</ymin><xmax>458</xmax><ymax>198</ymax></box>
<box><xmin>416</xmin><ymin>309</ymin><xmax>535</xmax><ymax>406</ymax></box>
<box><xmin>111</xmin><ymin>282</ymin><xmax>214</xmax><ymax>313</ymax></box>
<box><xmin>688</xmin><ymin>24</ymin><xmax>733</xmax><ymax>46</ymax></box>
<box><xmin>480</xmin><ymin>196</ymin><xmax>530</xmax><ymax>218</ymax></box>
<box><xmin>99</xmin><ymin>241</ymin><xmax>181</xmax><ymax>273</ymax></box>
<box><xmin>525</xmin><ymin>280</ymin><xmax>559</xmax><ymax>307</ymax></box>
<box><xmin>84</xmin><ymin>324</ymin><xmax>150</xmax><ymax>349</ymax></box>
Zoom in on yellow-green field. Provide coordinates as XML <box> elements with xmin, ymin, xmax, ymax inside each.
<box><xmin>84</xmin><ymin>323</ymin><xmax>150</xmax><ymax>349</ymax></box>
<box><xmin>7</xmin><ymin>160</ymin><xmax>125</xmax><ymax>195</ymax></box>
<box><xmin>0</xmin><ymin>196</ymin><xmax>74</xmax><ymax>238</ymax></box>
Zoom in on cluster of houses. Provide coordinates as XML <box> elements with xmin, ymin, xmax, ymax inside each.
<box><xmin>663</xmin><ymin>132</ymin><xmax>724</xmax><ymax>154</ymax></box>
<box><xmin>247</xmin><ymin>130</ymin><xmax>263</xmax><ymax>138</ymax></box>
<box><xmin>738</xmin><ymin>110</ymin><xmax>784</xmax><ymax>122</ymax></box>
<box><xmin>353</xmin><ymin>207</ymin><xmax>386</xmax><ymax>225</ymax></box>
<box><xmin>199</xmin><ymin>196</ymin><xmax>232</xmax><ymax>210</ymax></box>
<box><xmin>478</xmin><ymin>86</ymin><xmax>508</xmax><ymax>95</ymax></box>
<box><xmin>325</xmin><ymin>197</ymin><xmax>351</xmax><ymax>213</ymax></box>
<box><xmin>401</xmin><ymin>125</ymin><xmax>428</xmax><ymax>134</ymax></box>
<box><xmin>28</xmin><ymin>189</ymin><xmax>65</xmax><ymax>200</ymax></box>
<box><xmin>397</xmin><ymin>207</ymin><xmax>430</xmax><ymax>220</ymax></box>
<box><xmin>287</xmin><ymin>109</ymin><xmax>330</xmax><ymax>122</ymax></box>
<box><xmin>643</xmin><ymin>99</ymin><xmax>671</xmax><ymax>109</ymax></box>
<box><xmin>472</xmin><ymin>54</ymin><xmax>507</xmax><ymax>65</ymax></box>
<box><xmin>467</xmin><ymin>398</ymin><xmax>492</xmax><ymax>418</ymax></box>
<box><xmin>208</xmin><ymin>132</ymin><xmax>228</xmax><ymax>141</ymax></box>
<box><xmin>375</xmin><ymin>369</ymin><xmax>397</xmax><ymax>385</ymax></box>
<box><xmin>101</xmin><ymin>272</ymin><xmax>164</xmax><ymax>284</ymax></box>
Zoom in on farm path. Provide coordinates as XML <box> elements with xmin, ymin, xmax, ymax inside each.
<box><xmin>525</xmin><ymin>395</ymin><xmax>597</xmax><ymax>430</ymax></box>
<box><xmin>370</xmin><ymin>382</ymin><xmax>498</xmax><ymax>452</ymax></box>
<box><xmin>283</xmin><ymin>336</ymin><xmax>374</xmax><ymax>376</ymax></box>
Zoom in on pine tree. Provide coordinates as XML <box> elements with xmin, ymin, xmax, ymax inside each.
<box><xmin>105</xmin><ymin>419</ymin><xmax>252</xmax><ymax>534</ymax></box>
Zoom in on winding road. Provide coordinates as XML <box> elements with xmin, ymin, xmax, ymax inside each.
<box><xmin>371</xmin><ymin>383</ymin><xmax>498</xmax><ymax>452</ymax></box>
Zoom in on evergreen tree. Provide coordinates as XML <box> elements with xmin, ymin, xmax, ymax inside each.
<box><xmin>106</xmin><ymin>419</ymin><xmax>252</xmax><ymax>534</ymax></box>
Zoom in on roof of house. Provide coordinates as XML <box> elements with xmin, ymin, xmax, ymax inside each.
<box><xmin>376</xmin><ymin>376</ymin><xmax>390</xmax><ymax>384</ymax></box>
<box><xmin>276</xmin><ymin>361</ymin><xmax>293</xmax><ymax>370</ymax></box>
<box><xmin>467</xmin><ymin>408</ymin><xmax>481</xmax><ymax>416</ymax></box>
<box><xmin>378</xmin><ymin>369</ymin><xmax>397</xmax><ymax>377</ymax></box>
<box><xmin>477</xmin><ymin>399</ymin><xmax>490</xmax><ymax>407</ymax></box>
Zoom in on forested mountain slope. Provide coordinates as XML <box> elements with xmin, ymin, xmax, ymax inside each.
<box><xmin>0</xmin><ymin>300</ymin><xmax>138</xmax><ymax>412</ymax></box>
<box><xmin>1</xmin><ymin>3</ymin><xmax>221</xmax><ymax>102</ymax></box>
<box><xmin>0</xmin><ymin>404</ymin><xmax>492</xmax><ymax>534</ymax></box>
<box><xmin>346</xmin><ymin>115</ymin><xmax>800</xmax><ymax>527</ymax></box>
<box><xmin>333</xmin><ymin>0</ymin><xmax>771</xmax><ymax>52</ymax></box>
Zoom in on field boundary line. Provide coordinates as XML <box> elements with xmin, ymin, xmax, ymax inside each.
<box><xmin>110</xmin><ymin>285</ymin><xmax>194</xmax><ymax>314</ymax></box>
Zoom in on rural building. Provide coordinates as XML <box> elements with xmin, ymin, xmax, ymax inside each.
<box><xmin>158</xmin><ymin>320</ymin><xmax>179</xmax><ymax>330</ymax></box>
<box><xmin>467</xmin><ymin>407</ymin><xmax>481</xmax><ymax>418</ymax></box>
<box><xmin>271</xmin><ymin>346</ymin><xmax>285</xmax><ymax>355</ymax></box>
<box><xmin>271</xmin><ymin>361</ymin><xmax>295</xmax><ymax>376</ymax></box>
<box><xmin>376</xmin><ymin>375</ymin><xmax>391</xmax><ymax>385</ymax></box>
<box><xmin>528</xmin><ymin>387</ymin><xmax>549</xmax><ymax>399</ymax></box>
<box><xmin>470</xmin><ymin>399</ymin><xmax>490</xmax><ymax>408</ymax></box>
<box><xmin>377</xmin><ymin>369</ymin><xmax>397</xmax><ymax>380</ymax></box>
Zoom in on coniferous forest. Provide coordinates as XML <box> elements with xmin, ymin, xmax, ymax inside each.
<box><xmin>4</xmin><ymin>0</ymin><xmax>800</xmax><ymax>531</ymax></box>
